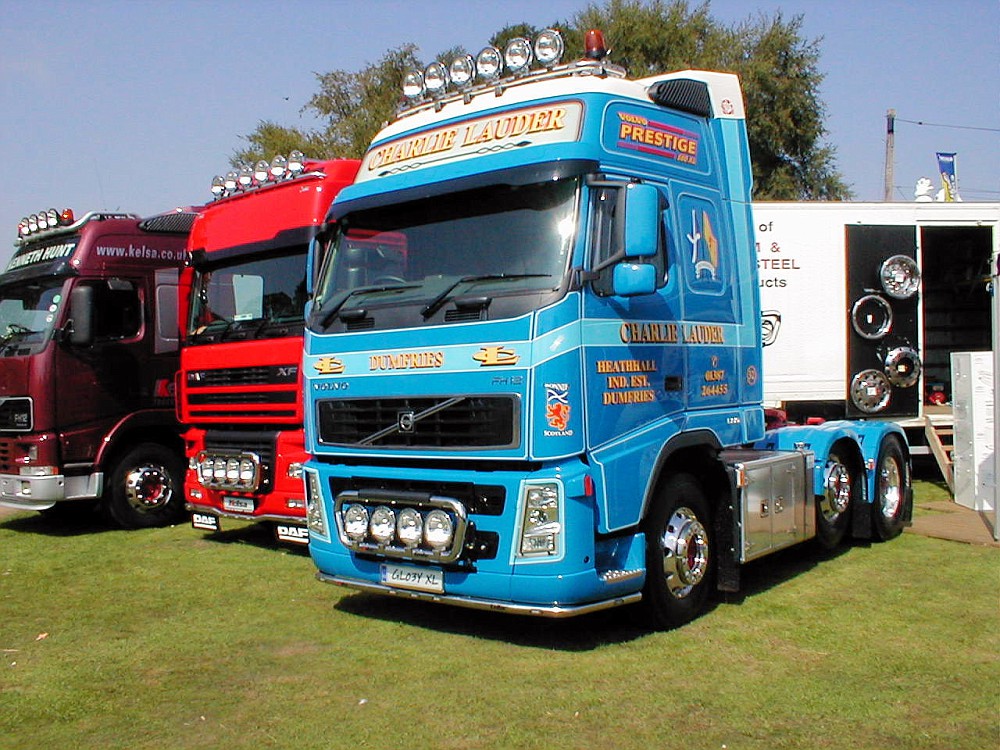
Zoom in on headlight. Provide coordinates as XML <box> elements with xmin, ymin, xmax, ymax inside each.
<box><xmin>343</xmin><ymin>504</ymin><xmax>369</xmax><ymax>541</ymax></box>
<box><xmin>518</xmin><ymin>483</ymin><xmax>562</xmax><ymax>556</ymax></box>
<box><xmin>305</xmin><ymin>469</ymin><xmax>327</xmax><ymax>537</ymax></box>
<box><xmin>396</xmin><ymin>508</ymin><xmax>423</xmax><ymax>548</ymax></box>
<box><xmin>424</xmin><ymin>509</ymin><xmax>454</xmax><ymax>550</ymax></box>
<box><xmin>369</xmin><ymin>506</ymin><xmax>396</xmax><ymax>544</ymax></box>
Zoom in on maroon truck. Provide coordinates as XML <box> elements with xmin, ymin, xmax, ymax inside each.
<box><xmin>0</xmin><ymin>207</ymin><xmax>196</xmax><ymax>527</ymax></box>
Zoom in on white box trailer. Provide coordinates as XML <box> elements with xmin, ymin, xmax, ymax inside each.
<box><xmin>754</xmin><ymin>201</ymin><xmax>999</xmax><ymax>459</ymax></box>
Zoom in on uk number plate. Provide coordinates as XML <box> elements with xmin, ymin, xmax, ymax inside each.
<box><xmin>380</xmin><ymin>563</ymin><xmax>444</xmax><ymax>594</ymax></box>
<box><xmin>223</xmin><ymin>496</ymin><xmax>254</xmax><ymax>513</ymax></box>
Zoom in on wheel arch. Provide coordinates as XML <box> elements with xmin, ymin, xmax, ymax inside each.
<box><xmin>94</xmin><ymin>410</ymin><xmax>184</xmax><ymax>477</ymax></box>
<box><xmin>644</xmin><ymin>429</ymin><xmax>738</xmax><ymax>592</ymax></box>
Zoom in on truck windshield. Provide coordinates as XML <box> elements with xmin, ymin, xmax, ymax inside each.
<box><xmin>0</xmin><ymin>278</ymin><xmax>66</xmax><ymax>357</ymax></box>
<box><xmin>188</xmin><ymin>248</ymin><xmax>309</xmax><ymax>343</ymax></box>
<box><xmin>312</xmin><ymin>177</ymin><xmax>579</xmax><ymax>325</ymax></box>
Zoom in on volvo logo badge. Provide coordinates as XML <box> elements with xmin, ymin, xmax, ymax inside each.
<box><xmin>397</xmin><ymin>411</ymin><xmax>416</xmax><ymax>432</ymax></box>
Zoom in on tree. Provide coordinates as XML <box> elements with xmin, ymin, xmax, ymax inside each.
<box><xmin>232</xmin><ymin>44</ymin><xmax>422</xmax><ymax>166</ymax></box>
<box><xmin>234</xmin><ymin>0</ymin><xmax>850</xmax><ymax>199</ymax></box>
<box><xmin>575</xmin><ymin>0</ymin><xmax>850</xmax><ymax>199</ymax></box>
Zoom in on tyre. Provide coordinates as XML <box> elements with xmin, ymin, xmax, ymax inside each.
<box><xmin>104</xmin><ymin>443</ymin><xmax>185</xmax><ymax>529</ymax></box>
<box><xmin>642</xmin><ymin>473</ymin><xmax>713</xmax><ymax>629</ymax></box>
<box><xmin>872</xmin><ymin>434</ymin><xmax>909</xmax><ymax>540</ymax></box>
<box><xmin>817</xmin><ymin>448</ymin><xmax>858</xmax><ymax>549</ymax></box>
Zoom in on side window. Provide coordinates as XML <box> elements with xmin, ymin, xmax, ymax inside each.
<box><xmin>589</xmin><ymin>184</ymin><xmax>669</xmax><ymax>297</ymax></box>
<box><xmin>89</xmin><ymin>280</ymin><xmax>141</xmax><ymax>340</ymax></box>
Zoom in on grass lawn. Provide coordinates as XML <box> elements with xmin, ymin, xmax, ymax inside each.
<box><xmin>1</xmin><ymin>479</ymin><xmax>996</xmax><ymax>749</ymax></box>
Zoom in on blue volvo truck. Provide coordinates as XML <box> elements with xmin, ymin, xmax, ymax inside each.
<box><xmin>301</xmin><ymin>30</ymin><xmax>912</xmax><ymax>627</ymax></box>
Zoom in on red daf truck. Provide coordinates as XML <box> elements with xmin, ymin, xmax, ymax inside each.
<box><xmin>0</xmin><ymin>207</ymin><xmax>195</xmax><ymax>527</ymax></box>
<box><xmin>178</xmin><ymin>154</ymin><xmax>358</xmax><ymax>544</ymax></box>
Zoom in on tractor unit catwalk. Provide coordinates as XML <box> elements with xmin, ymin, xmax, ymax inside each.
<box><xmin>300</xmin><ymin>30</ymin><xmax>912</xmax><ymax>627</ymax></box>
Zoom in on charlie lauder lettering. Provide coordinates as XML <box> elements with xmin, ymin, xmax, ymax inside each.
<box><xmin>366</xmin><ymin>105</ymin><xmax>570</xmax><ymax>173</ymax></box>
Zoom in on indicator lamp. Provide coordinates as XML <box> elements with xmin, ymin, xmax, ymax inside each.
<box><xmin>584</xmin><ymin>29</ymin><xmax>609</xmax><ymax>60</ymax></box>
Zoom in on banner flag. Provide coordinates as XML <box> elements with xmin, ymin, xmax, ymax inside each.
<box><xmin>935</xmin><ymin>152</ymin><xmax>961</xmax><ymax>201</ymax></box>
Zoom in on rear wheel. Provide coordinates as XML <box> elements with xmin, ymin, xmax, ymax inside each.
<box><xmin>817</xmin><ymin>448</ymin><xmax>858</xmax><ymax>548</ymax></box>
<box><xmin>104</xmin><ymin>443</ymin><xmax>185</xmax><ymax>529</ymax></box>
<box><xmin>873</xmin><ymin>435</ymin><xmax>909</xmax><ymax>540</ymax></box>
<box><xmin>642</xmin><ymin>473</ymin><xmax>713</xmax><ymax>629</ymax></box>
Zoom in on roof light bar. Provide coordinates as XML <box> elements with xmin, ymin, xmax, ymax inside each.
<box><xmin>399</xmin><ymin>29</ymin><xmax>623</xmax><ymax>116</ymax></box>
<box><xmin>208</xmin><ymin>152</ymin><xmax>316</xmax><ymax>199</ymax></box>
<box><xmin>15</xmin><ymin>207</ymin><xmax>77</xmax><ymax>242</ymax></box>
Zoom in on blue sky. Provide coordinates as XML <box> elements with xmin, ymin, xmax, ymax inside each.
<box><xmin>2</xmin><ymin>0</ymin><xmax>997</xmax><ymax>264</ymax></box>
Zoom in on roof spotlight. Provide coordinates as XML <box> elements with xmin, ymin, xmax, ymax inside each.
<box><xmin>211</xmin><ymin>176</ymin><xmax>225</xmax><ymax>198</ymax></box>
<box><xmin>238</xmin><ymin>164</ymin><xmax>254</xmax><ymax>188</ymax></box>
<box><xmin>504</xmin><ymin>37</ymin><xmax>533</xmax><ymax>74</ymax></box>
<box><xmin>424</xmin><ymin>61</ymin><xmax>449</xmax><ymax>96</ymax></box>
<box><xmin>254</xmin><ymin>160</ymin><xmax>270</xmax><ymax>183</ymax></box>
<box><xmin>223</xmin><ymin>171</ymin><xmax>238</xmax><ymax>192</ymax></box>
<box><xmin>402</xmin><ymin>70</ymin><xmax>425</xmax><ymax>100</ymax></box>
<box><xmin>534</xmin><ymin>29</ymin><xmax>564</xmax><ymax>67</ymax></box>
<box><xmin>449</xmin><ymin>54</ymin><xmax>475</xmax><ymax>89</ymax></box>
<box><xmin>476</xmin><ymin>46</ymin><xmax>502</xmax><ymax>80</ymax></box>
<box><xmin>270</xmin><ymin>154</ymin><xmax>288</xmax><ymax>179</ymax></box>
<box><xmin>288</xmin><ymin>150</ymin><xmax>305</xmax><ymax>175</ymax></box>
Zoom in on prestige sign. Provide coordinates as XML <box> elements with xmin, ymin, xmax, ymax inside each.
<box><xmin>358</xmin><ymin>101</ymin><xmax>584</xmax><ymax>181</ymax></box>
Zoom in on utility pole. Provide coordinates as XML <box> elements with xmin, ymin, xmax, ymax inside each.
<box><xmin>883</xmin><ymin>109</ymin><xmax>895</xmax><ymax>201</ymax></box>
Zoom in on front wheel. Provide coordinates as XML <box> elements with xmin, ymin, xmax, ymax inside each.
<box><xmin>873</xmin><ymin>435</ymin><xmax>910</xmax><ymax>540</ymax></box>
<box><xmin>104</xmin><ymin>443</ymin><xmax>185</xmax><ymax>529</ymax></box>
<box><xmin>642</xmin><ymin>473</ymin><xmax>713</xmax><ymax>629</ymax></box>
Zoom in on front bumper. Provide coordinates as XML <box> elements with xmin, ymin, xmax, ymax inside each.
<box><xmin>0</xmin><ymin>471</ymin><xmax>102</xmax><ymax>511</ymax></box>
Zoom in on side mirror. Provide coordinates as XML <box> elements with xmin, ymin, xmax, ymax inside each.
<box><xmin>623</xmin><ymin>183</ymin><xmax>660</xmax><ymax>259</ymax></box>
<box><xmin>612</xmin><ymin>262</ymin><xmax>657</xmax><ymax>297</ymax></box>
<box><xmin>68</xmin><ymin>285</ymin><xmax>94</xmax><ymax>346</ymax></box>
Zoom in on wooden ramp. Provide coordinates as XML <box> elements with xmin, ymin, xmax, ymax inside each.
<box><xmin>924</xmin><ymin>414</ymin><xmax>955</xmax><ymax>493</ymax></box>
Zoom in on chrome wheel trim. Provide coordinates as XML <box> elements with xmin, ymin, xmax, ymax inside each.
<box><xmin>878</xmin><ymin>455</ymin><xmax>903</xmax><ymax>519</ymax></box>
<box><xmin>821</xmin><ymin>461</ymin><xmax>851</xmax><ymax>521</ymax></box>
<box><xmin>124</xmin><ymin>464</ymin><xmax>173</xmax><ymax>513</ymax></box>
<box><xmin>660</xmin><ymin>507</ymin><xmax>709</xmax><ymax>599</ymax></box>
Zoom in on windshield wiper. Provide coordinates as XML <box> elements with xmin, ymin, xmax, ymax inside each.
<box><xmin>420</xmin><ymin>274</ymin><xmax>552</xmax><ymax>319</ymax></box>
<box><xmin>1</xmin><ymin>323</ymin><xmax>40</xmax><ymax>343</ymax></box>
<box><xmin>314</xmin><ymin>283</ymin><xmax>420</xmax><ymax>329</ymax></box>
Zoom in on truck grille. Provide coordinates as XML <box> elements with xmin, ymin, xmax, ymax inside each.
<box><xmin>185</xmin><ymin>365</ymin><xmax>299</xmax><ymax>419</ymax></box>
<box><xmin>316</xmin><ymin>396</ymin><xmax>518</xmax><ymax>449</ymax></box>
<box><xmin>186</xmin><ymin>365</ymin><xmax>298</xmax><ymax>387</ymax></box>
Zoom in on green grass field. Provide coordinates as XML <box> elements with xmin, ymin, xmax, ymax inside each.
<box><xmin>1</xmin><ymin>480</ymin><xmax>996</xmax><ymax>749</ymax></box>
